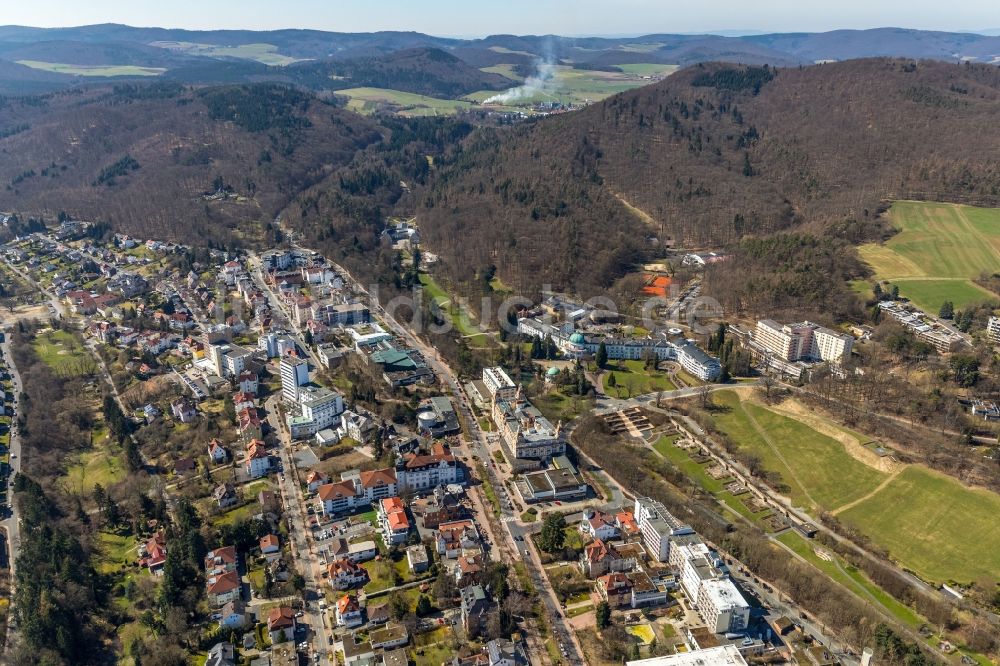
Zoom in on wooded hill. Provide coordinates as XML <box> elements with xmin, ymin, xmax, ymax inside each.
<box><xmin>293</xmin><ymin>47</ymin><xmax>515</xmax><ymax>97</ymax></box>
<box><xmin>0</xmin><ymin>83</ymin><xmax>382</xmax><ymax>246</ymax></box>
<box><xmin>413</xmin><ymin>59</ymin><xmax>1000</xmax><ymax>306</ymax></box>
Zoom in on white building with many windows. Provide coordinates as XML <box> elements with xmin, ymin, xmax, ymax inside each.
<box><xmin>482</xmin><ymin>367</ymin><xmax>517</xmax><ymax>401</ymax></box>
<box><xmin>491</xmin><ymin>387</ymin><xmax>565</xmax><ymax>461</ymax></box>
<box><xmin>634</xmin><ymin>497</ymin><xmax>694</xmax><ymax>562</ymax></box>
<box><xmin>280</xmin><ymin>356</ymin><xmax>310</xmax><ymax>403</ymax></box>
<box><xmin>754</xmin><ymin>319</ymin><xmax>853</xmax><ymax>364</ymax></box>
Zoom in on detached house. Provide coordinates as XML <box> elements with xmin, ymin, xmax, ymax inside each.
<box><xmin>596</xmin><ymin>572</ymin><xmax>632</xmax><ymax>608</ymax></box>
<box><xmin>207</xmin><ymin>570</ymin><xmax>241</xmax><ymax>607</ymax></box>
<box><xmin>436</xmin><ymin>520</ymin><xmax>480</xmax><ymax>559</ymax></box>
<box><xmin>171</xmin><ymin>397</ymin><xmax>197</xmax><ymax>423</ymax></box>
<box><xmin>260</xmin><ymin>534</ymin><xmax>281</xmax><ymax>561</ymax></box>
<box><xmin>142</xmin><ymin>531</ymin><xmax>168</xmax><ymax>573</ymax></box>
<box><xmin>328</xmin><ymin>558</ymin><xmax>369</xmax><ymax>590</ymax></box>
<box><xmin>208</xmin><ymin>439</ymin><xmax>228</xmax><ymax>463</ymax></box>
<box><xmin>580</xmin><ymin>539</ymin><xmax>636</xmax><ymax>578</ymax></box>
<box><xmin>267</xmin><ymin>606</ymin><xmax>297</xmax><ymax>644</ymax></box>
<box><xmin>378</xmin><ymin>497</ymin><xmax>411</xmax><ymax>546</ymax></box>
<box><xmin>245</xmin><ymin>439</ymin><xmax>271</xmax><ymax>478</ymax></box>
<box><xmin>306</xmin><ymin>470</ymin><xmax>330</xmax><ymax>493</ymax></box>
<box><xmin>335</xmin><ymin>594</ymin><xmax>364</xmax><ymax>628</ymax></box>
<box><xmin>580</xmin><ymin>510</ymin><xmax>619</xmax><ymax>541</ymax></box>
<box><xmin>214</xmin><ymin>483</ymin><xmax>238</xmax><ymax>508</ymax></box>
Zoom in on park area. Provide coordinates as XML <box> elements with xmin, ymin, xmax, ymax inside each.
<box><xmin>32</xmin><ymin>328</ymin><xmax>96</xmax><ymax>377</ymax></box>
<box><xmin>858</xmin><ymin>200</ymin><xmax>1000</xmax><ymax>313</ymax></box>
<box><xmin>706</xmin><ymin>391</ymin><xmax>1000</xmax><ymax>584</ymax></box>
<box><xmin>602</xmin><ymin>360</ymin><xmax>677</xmax><ymax>397</ymax></box>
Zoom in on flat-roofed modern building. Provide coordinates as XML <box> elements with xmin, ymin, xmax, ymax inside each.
<box><xmin>627</xmin><ymin>645</ymin><xmax>748</xmax><ymax>666</ymax></box>
<box><xmin>482</xmin><ymin>366</ymin><xmax>517</xmax><ymax>401</ymax></box>
<box><xmin>633</xmin><ymin>497</ymin><xmax>694</xmax><ymax>562</ymax></box>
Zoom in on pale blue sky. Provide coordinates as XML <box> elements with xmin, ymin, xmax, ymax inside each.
<box><xmin>2</xmin><ymin>0</ymin><xmax>998</xmax><ymax>36</ymax></box>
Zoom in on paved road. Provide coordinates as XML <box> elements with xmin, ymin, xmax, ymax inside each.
<box><xmin>268</xmin><ymin>227</ymin><xmax>587</xmax><ymax>665</ymax></box>
<box><xmin>264</xmin><ymin>394</ymin><xmax>333</xmax><ymax>666</ymax></box>
<box><xmin>0</xmin><ymin>336</ymin><xmax>22</xmax><ymax>573</ymax></box>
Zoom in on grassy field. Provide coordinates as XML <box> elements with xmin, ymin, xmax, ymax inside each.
<box><xmin>337</xmin><ymin>87</ymin><xmax>480</xmax><ymax>116</ymax></box>
<box><xmin>16</xmin><ymin>60</ymin><xmax>166</xmax><ymax>76</ymax></box>
<box><xmin>479</xmin><ymin>64</ymin><xmax>523</xmax><ymax>81</ymax></box>
<box><xmin>711</xmin><ymin>392</ymin><xmax>885</xmax><ymax>513</ymax></box>
<box><xmin>708</xmin><ymin>391</ymin><xmax>1000</xmax><ymax>584</ymax></box>
<box><xmin>615</xmin><ymin>63</ymin><xmax>680</xmax><ymax>77</ymax></box>
<box><xmin>418</xmin><ymin>273</ymin><xmax>490</xmax><ymax>346</ymax></box>
<box><xmin>603</xmin><ymin>360</ymin><xmax>677</xmax><ymax>397</ymax></box>
<box><xmin>148</xmin><ymin>41</ymin><xmax>306</xmax><ymax>66</ymax></box>
<box><xmin>858</xmin><ymin>201</ymin><xmax>1000</xmax><ymax>312</ymax></box>
<box><xmin>33</xmin><ymin>329</ymin><xmax>96</xmax><ymax>377</ymax></box>
<box><xmin>776</xmin><ymin>531</ymin><xmax>922</xmax><ymax>628</ymax></box>
<box><xmin>838</xmin><ymin>466</ymin><xmax>1000</xmax><ymax>584</ymax></box>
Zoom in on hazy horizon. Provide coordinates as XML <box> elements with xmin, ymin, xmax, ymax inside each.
<box><xmin>2</xmin><ymin>0</ymin><xmax>999</xmax><ymax>38</ymax></box>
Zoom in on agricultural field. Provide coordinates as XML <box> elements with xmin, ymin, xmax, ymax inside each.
<box><xmin>858</xmin><ymin>201</ymin><xmax>1000</xmax><ymax>312</ymax></box>
<box><xmin>15</xmin><ymin>60</ymin><xmax>166</xmax><ymax>76</ymax></box>
<box><xmin>602</xmin><ymin>360</ymin><xmax>677</xmax><ymax>397</ymax></box>
<box><xmin>32</xmin><ymin>329</ymin><xmax>97</xmax><ymax>377</ymax></box>
<box><xmin>336</xmin><ymin>87</ymin><xmax>480</xmax><ymax>117</ymax></box>
<box><xmin>466</xmin><ymin>64</ymin><xmax>673</xmax><ymax>107</ymax></box>
<box><xmin>708</xmin><ymin>391</ymin><xmax>1000</xmax><ymax>584</ymax></box>
<box><xmin>148</xmin><ymin>41</ymin><xmax>307</xmax><ymax>66</ymax></box>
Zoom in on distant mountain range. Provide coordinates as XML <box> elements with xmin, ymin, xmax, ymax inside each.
<box><xmin>0</xmin><ymin>24</ymin><xmax>997</xmax><ymax>95</ymax></box>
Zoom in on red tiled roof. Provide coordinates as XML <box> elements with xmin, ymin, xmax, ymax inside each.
<box><xmin>359</xmin><ymin>467</ymin><xmax>396</xmax><ymax>489</ymax></box>
<box><xmin>267</xmin><ymin>606</ymin><xmax>296</xmax><ymax>629</ymax></box>
<box><xmin>206</xmin><ymin>570</ymin><xmax>240</xmax><ymax>595</ymax></box>
<box><xmin>318</xmin><ymin>481</ymin><xmax>357</xmax><ymax>501</ymax></box>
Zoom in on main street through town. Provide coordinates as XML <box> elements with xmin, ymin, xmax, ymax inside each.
<box><xmin>269</xmin><ymin>227</ymin><xmax>590</xmax><ymax>665</ymax></box>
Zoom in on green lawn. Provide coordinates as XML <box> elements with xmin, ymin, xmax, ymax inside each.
<box><xmin>776</xmin><ymin>531</ymin><xmax>922</xmax><ymax>629</ymax></box>
<box><xmin>466</xmin><ymin>64</ymin><xmax>674</xmax><ymax>107</ymax></box>
<box><xmin>479</xmin><ymin>64</ymin><xmax>523</xmax><ymax>81</ymax></box>
<box><xmin>16</xmin><ymin>60</ymin><xmax>166</xmax><ymax>76</ymax></box>
<box><xmin>363</xmin><ymin>558</ymin><xmax>399</xmax><ymax>593</ymax></box>
<box><xmin>603</xmin><ymin>360</ymin><xmax>677</xmax><ymax>397</ymax></box>
<box><xmin>838</xmin><ymin>466</ymin><xmax>1000</xmax><ymax>584</ymax></box>
<box><xmin>32</xmin><ymin>329</ymin><xmax>96</xmax><ymax>377</ymax></box>
<box><xmin>615</xmin><ymin>63</ymin><xmax>680</xmax><ymax>77</ymax></box>
<box><xmin>418</xmin><ymin>273</ymin><xmax>490</xmax><ymax>346</ymax></box>
<box><xmin>65</xmin><ymin>446</ymin><xmax>126</xmax><ymax>496</ymax></box>
<box><xmin>858</xmin><ymin>201</ymin><xmax>1000</xmax><ymax>312</ymax></box>
<box><xmin>95</xmin><ymin>531</ymin><xmax>137</xmax><ymax>575</ymax></box>
<box><xmin>889</xmin><ymin>278</ymin><xmax>995</xmax><ymax>314</ymax></box>
<box><xmin>710</xmin><ymin>392</ymin><xmax>885</xmax><ymax>513</ymax></box>
<box><xmin>653</xmin><ymin>434</ymin><xmax>729</xmax><ymax>493</ymax></box>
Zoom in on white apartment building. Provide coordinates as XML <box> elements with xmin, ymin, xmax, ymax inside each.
<box><xmin>673</xmin><ymin>540</ymin><xmax>751</xmax><ymax>635</ymax></box>
<box><xmin>633</xmin><ymin>497</ymin><xmax>694</xmax><ymax>562</ymax></box>
<box><xmin>754</xmin><ymin>319</ymin><xmax>853</xmax><ymax>363</ymax></box>
<box><xmin>395</xmin><ymin>450</ymin><xmax>462</xmax><ymax>491</ymax></box>
<box><xmin>627</xmin><ymin>645</ymin><xmax>748</xmax><ymax>666</ymax></box>
<box><xmin>697</xmin><ymin>578</ymin><xmax>751</xmax><ymax>634</ymax></box>
<box><xmin>280</xmin><ymin>356</ymin><xmax>309</xmax><ymax>403</ymax></box>
<box><xmin>482</xmin><ymin>366</ymin><xmax>517</xmax><ymax>401</ymax></box>
<box><xmin>987</xmin><ymin>316</ymin><xmax>1000</xmax><ymax>345</ymax></box>
<box><xmin>288</xmin><ymin>385</ymin><xmax>346</xmax><ymax>437</ymax></box>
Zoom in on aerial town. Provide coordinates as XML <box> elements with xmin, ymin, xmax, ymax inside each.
<box><xmin>2</xmin><ymin>8</ymin><xmax>1000</xmax><ymax>666</ymax></box>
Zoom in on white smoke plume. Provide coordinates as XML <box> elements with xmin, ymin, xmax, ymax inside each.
<box><xmin>483</xmin><ymin>57</ymin><xmax>556</xmax><ymax>105</ymax></box>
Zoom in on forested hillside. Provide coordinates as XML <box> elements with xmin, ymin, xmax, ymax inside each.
<box><xmin>414</xmin><ymin>59</ymin><xmax>1000</xmax><ymax>307</ymax></box>
<box><xmin>295</xmin><ymin>47</ymin><xmax>515</xmax><ymax>97</ymax></box>
<box><xmin>0</xmin><ymin>82</ymin><xmax>382</xmax><ymax>246</ymax></box>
